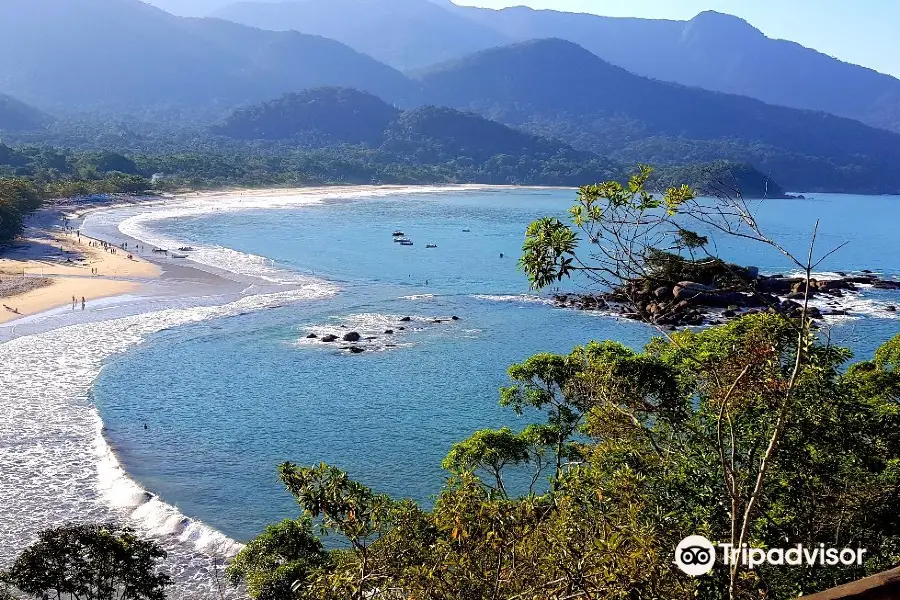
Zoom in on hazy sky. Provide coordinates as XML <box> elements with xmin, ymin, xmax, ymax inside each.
<box><xmin>458</xmin><ymin>0</ymin><xmax>900</xmax><ymax>78</ymax></box>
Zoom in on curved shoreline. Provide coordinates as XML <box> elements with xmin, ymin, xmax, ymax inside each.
<box><xmin>0</xmin><ymin>184</ymin><xmax>513</xmax><ymax>597</ymax></box>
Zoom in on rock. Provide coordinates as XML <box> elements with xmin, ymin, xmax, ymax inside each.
<box><xmin>343</xmin><ymin>332</ymin><xmax>362</xmax><ymax>342</ymax></box>
<box><xmin>400</xmin><ymin>316</ymin><xmax>412</xmax><ymax>322</ymax></box>
<box><xmin>827</xmin><ymin>309</ymin><xmax>849</xmax><ymax>316</ymax></box>
<box><xmin>887</xmin><ymin>305</ymin><xmax>897</xmax><ymax>313</ymax></box>
<box><xmin>432</xmin><ymin>319</ymin><xmax>443</xmax><ymax>324</ymax></box>
<box><xmin>306</xmin><ymin>333</ymin><xmax>318</xmax><ymax>339</ymax></box>
<box><xmin>746</xmin><ymin>266</ymin><xmax>760</xmax><ymax>279</ymax></box>
<box><xmin>384</xmin><ymin>329</ymin><xmax>394</xmax><ymax>334</ymax></box>
<box><xmin>398</xmin><ymin>327</ymin><xmax>406</xmax><ymax>331</ymax></box>
<box><xmin>321</xmin><ymin>334</ymin><xmax>339</xmax><ymax>343</ymax></box>
<box><xmin>873</xmin><ymin>280</ymin><xmax>900</xmax><ymax>290</ymax></box>
<box><xmin>807</xmin><ymin>307</ymin><xmax>823</xmax><ymax>319</ymax></box>
<box><xmin>346</xmin><ymin>346</ymin><xmax>365</xmax><ymax>354</ymax></box>
<box><xmin>695</xmin><ymin>291</ymin><xmax>751</xmax><ymax>308</ymax></box>
<box><xmin>654</xmin><ymin>286</ymin><xmax>671</xmax><ymax>300</ymax></box>
<box><xmin>791</xmin><ymin>281</ymin><xmax>814</xmax><ymax>295</ymax></box>
<box><xmin>673</xmin><ymin>281</ymin><xmax>714</xmax><ymax>301</ymax></box>
<box><xmin>757</xmin><ymin>277</ymin><xmax>800</xmax><ymax>294</ymax></box>
<box><xmin>451</xmin><ymin>316</ymin><xmax>460</xmax><ymax>321</ymax></box>
<box><xmin>723</xmin><ymin>310</ymin><xmax>737</xmax><ymax>318</ymax></box>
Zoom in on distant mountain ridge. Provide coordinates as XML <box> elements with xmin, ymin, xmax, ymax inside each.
<box><xmin>211</xmin><ymin>0</ymin><xmax>900</xmax><ymax>133</ymax></box>
<box><xmin>0</xmin><ymin>95</ymin><xmax>48</xmax><ymax>132</ymax></box>
<box><xmin>212</xmin><ymin>0</ymin><xmax>511</xmax><ymax>70</ymax></box>
<box><xmin>416</xmin><ymin>38</ymin><xmax>900</xmax><ymax>193</ymax></box>
<box><xmin>447</xmin><ymin>6</ymin><xmax>900</xmax><ymax>134</ymax></box>
<box><xmin>0</xmin><ymin>0</ymin><xmax>413</xmax><ymax>109</ymax></box>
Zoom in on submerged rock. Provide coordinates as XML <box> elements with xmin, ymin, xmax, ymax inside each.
<box><xmin>306</xmin><ymin>333</ymin><xmax>318</xmax><ymax>339</ymax></box>
<box><xmin>384</xmin><ymin>329</ymin><xmax>394</xmax><ymax>334</ymax></box>
<box><xmin>346</xmin><ymin>346</ymin><xmax>365</xmax><ymax>354</ymax></box>
<box><xmin>343</xmin><ymin>332</ymin><xmax>362</xmax><ymax>342</ymax></box>
<box><xmin>400</xmin><ymin>316</ymin><xmax>412</xmax><ymax>322</ymax></box>
<box><xmin>321</xmin><ymin>334</ymin><xmax>339</xmax><ymax>343</ymax></box>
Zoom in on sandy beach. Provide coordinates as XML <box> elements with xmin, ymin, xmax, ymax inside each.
<box><xmin>0</xmin><ymin>222</ymin><xmax>161</xmax><ymax>324</ymax></box>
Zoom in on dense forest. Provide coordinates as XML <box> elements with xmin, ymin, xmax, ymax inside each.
<box><xmin>416</xmin><ymin>39</ymin><xmax>900</xmax><ymax>193</ymax></box>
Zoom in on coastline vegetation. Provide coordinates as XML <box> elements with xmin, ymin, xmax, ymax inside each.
<box><xmin>217</xmin><ymin>172</ymin><xmax>900</xmax><ymax>600</ymax></box>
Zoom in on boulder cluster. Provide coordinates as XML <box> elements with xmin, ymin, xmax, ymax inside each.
<box><xmin>553</xmin><ymin>271</ymin><xmax>900</xmax><ymax>328</ymax></box>
<box><xmin>305</xmin><ymin>316</ymin><xmax>461</xmax><ymax>352</ymax></box>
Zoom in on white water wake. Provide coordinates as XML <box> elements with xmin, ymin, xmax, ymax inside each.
<box><xmin>0</xmin><ymin>288</ymin><xmax>334</xmax><ymax>598</ymax></box>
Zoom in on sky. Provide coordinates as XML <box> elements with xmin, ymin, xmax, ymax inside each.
<box><xmin>457</xmin><ymin>0</ymin><xmax>900</xmax><ymax>78</ymax></box>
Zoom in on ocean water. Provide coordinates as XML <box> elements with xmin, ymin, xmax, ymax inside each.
<box><xmin>4</xmin><ymin>187</ymin><xmax>900</xmax><ymax>596</ymax></box>
<box><xmin>94</xmin><ymin>189</ymin><xmax>900</xmax><ymax>540</ymax></box>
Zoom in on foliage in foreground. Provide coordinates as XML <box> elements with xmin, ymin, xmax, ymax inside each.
<box><xmin>230</xmin><ymin>171</ymin><xmax>900</xmax><ymax>599</ymax></box>
<box><xmin>1</xmin><ymin>523</ymin><xmax>171</xmax><ymax>600</ymax></box>
<box><xmin>229</xmin><ymin>319</ymin><xmax>900</xmax><ymax>599</ymax></box>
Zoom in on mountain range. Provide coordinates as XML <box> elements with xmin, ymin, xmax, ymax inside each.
<box><xmin>0</xmin><ymin>0</ymin><xmax>412</xmax><ymax>110</ymax></box>
<box><xmin>414</xmin><ymin>39</ymin><xmax>900</xmax><ymax>193</ymax></box>
<box><xmin>213</xmin><ymin>0</ymin><xmax>510</xmax><ymax>70</ymax></box>
<box><xmin>0</xmin><ymin>95</ymin><xmax>48</xmax><ymax>132</ymax></box>
<box><xmin>2</xmin><ymin>0</ymin><xmax>900</xmax><ymax>194</ymax></box>
<box><xmin>213</xmin><ymin>1</ymin><xmax>900</xmax><ymax>134</ymax></box>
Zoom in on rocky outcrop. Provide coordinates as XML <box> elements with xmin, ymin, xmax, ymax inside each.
<box><xmin>553</xmin><ymin>271</ymin><xmax>899</xmax><ymax>328</ymax></box>
<box><xmin>343</xmin><ymin>332</ymin><xmax>362</xmax><ymax>342</ymax></box>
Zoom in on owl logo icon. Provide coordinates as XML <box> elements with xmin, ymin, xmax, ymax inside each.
<box><xmin>675</xmin><ymin>535</ymin><xmax>716</xmax><ymax>576</ymax></box>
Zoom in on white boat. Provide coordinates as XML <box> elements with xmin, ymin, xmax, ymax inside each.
<box><xmin>399</xmin><ymin>240</ymin><xmax>414</xmax><ymax>246</ymax></box>
<box><xmin>393</xmin><ymin>237</ymin><xmax>411</xmax><ymax>243</ymax></box>
<box><xmin>392</xmin><ymin>231</ymin><xmax>405</xmax><ymax>237</ymax></box>
<box><xmin>426</xmin><ymin>244</ymin><xmax>437</xmax><ymax>249</ymax></box>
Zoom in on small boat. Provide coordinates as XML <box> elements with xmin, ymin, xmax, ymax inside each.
<box><xmin>392</xmin><ymin>231</ymin><xmax>405</xmax><ymax>237</ymax></box>
<box><xmin>177</xmin><ymin>246</ymin><xmax>195</xmax><ymax>252</ymax></box>
<box><xmin>393</xmin><ymin>237</ymin><xmax>411</xmax><ymax>243</ymax></box>
<box><xmin>399</xmin><ymin>240</ymin><xmax>414</xmax><ymax>246</ymax></box>
<box><xmin>151</xmin><ymin>248</ymin><xmax>168</xmax><ymax>253</ymax></box>
<box><xmin>462</xmin><ymin>229</ymin><xmax>471</xmax><ymax>233</ymax></box>
<box><xmin>170</xmin><ymin>253</ymin><xmax>189</xmax><ymax>259</ymax></box>
<box><xmin>426</xmin><ymin>244</ymin><xmax>437</xmax><ymax>249</ymax></box>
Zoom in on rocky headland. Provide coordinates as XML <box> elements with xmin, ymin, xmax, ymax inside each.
<box><xmin>551</xmin><ymin>255</ymin><xmax>899</xmax><ymax>327</ymax></box>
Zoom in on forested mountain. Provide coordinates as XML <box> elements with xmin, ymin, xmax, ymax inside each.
<box><xmin>451</xmin><ymin>6</ymin><xmax>900</xmax><ymax>134</ymax></box>
<box><xmin>208</xmin><ymin>87</ymin><xmax>785</xmax><ymax>195</ymax></box>
<box><xmin>0</xmin><ymin>95</ymin><xmax>48</xmax><ymax>132</ymax></box>
<box><xmin>0</xmin><ymin>0</ymin><xmax>413</xmax><ymax>110</ymax></box>
<box><xmin>417</xmin><ymin>39</ymin><xmax>900</xmax><ymax>193</ymax></box>
<box><xmin>217</xmin><ymin>88</ymin><xmax>588</xmax><ymax>158</ymax></box>
<box><xmin>215</xmin><ymin>88</ymin><xmax>402</xmax><ymax>144</ymax></box>
<box><xmin>213</xmin><ymin>0</ymin><xmax>510</xmax><ymax>70</ymax></box>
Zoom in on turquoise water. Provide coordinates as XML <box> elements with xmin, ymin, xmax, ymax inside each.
<box><xmin>92</xmin><ymin>189</ymin><xmax>900</xmax><ymax>543</ymax></box>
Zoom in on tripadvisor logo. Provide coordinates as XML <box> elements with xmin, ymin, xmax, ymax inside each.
<box><xmin>674</xmin><ymin>535</ymin><xmax>868</xmax><ymax>576</ymax></box>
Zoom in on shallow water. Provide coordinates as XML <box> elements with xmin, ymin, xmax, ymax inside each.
<box><xmin>93</xmin><ymin>189</ymin><xmax>900</xmax><ymax>542</ymax></box>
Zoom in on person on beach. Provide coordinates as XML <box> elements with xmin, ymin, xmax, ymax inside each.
<box><xmin>81</xmin><ymin>297</ymin><xmax>85</xmax><ymax>311</ymax></box>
